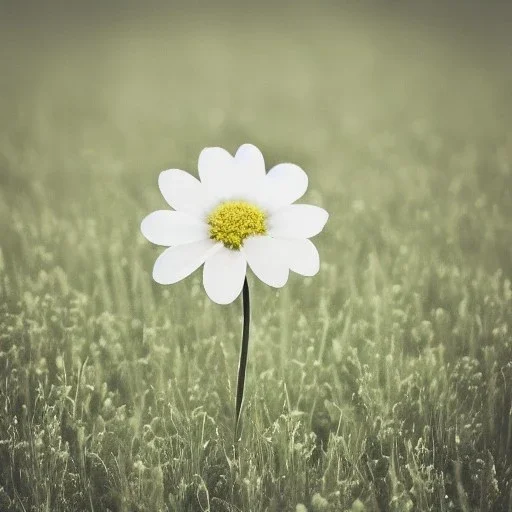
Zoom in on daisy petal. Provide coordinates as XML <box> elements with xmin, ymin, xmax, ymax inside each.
<box><xmin>203</xmin><ymin>247</ymin><xmax>247</xmax><ymax>304</ymax></box>
<box><xmin>141</xmin><ymin>210</ymin><xmax>209</xmax><ymax>246</ymax></box>
<box><xmin>235</xmin><ymin>144</ymin><xmax>266</xmax><ymax>180</ymax></box>
<box><xmin>159</xmin><ymin>169</ymin><xmax>211</xmax><ymax>217</ymax></box>
<box><xmin>243</xmin><ymin>235</ymin><xmax>289</xmax><ymax>288</ymax></box>
<box><xmin>259</xmin><ymin>163</ymin><xmax>308</xmax><ymax>211</ymax></box>
<box><xmin>152</xmin><ymin>239</ymin><xmax>221</xmax><ymax>285</ymax></box>
<box><xmin>279</xmin><ymin>238</ymin><xmax>320</xmax><ymax>276</ymax></box>
<box><xmin>268</xmin><ymin>204</ymin><xmax>328</xmax><ymax>239</ymax></box>
<box><xmin>198</xmin><ymin>147</ymin><xmax>236</xmax><ymax>200</ymax></box>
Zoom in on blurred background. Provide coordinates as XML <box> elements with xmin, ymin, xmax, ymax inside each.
<box><xmin>1</xmin><ymin>1</ymin><xmax>512</xmax><ymax>511</ymax></box>
<box><xmin>1</xmin><ymin>0</ymin><xmax>512</xmax><ymax>277</ymax></box>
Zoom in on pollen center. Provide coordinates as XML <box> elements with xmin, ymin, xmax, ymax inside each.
<box><xmin>207</xmin><ymin>201</ymin><xmax>267</xmax><ymax>250</ymax></box>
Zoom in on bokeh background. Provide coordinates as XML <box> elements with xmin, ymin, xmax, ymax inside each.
<box><xmin>1</xmin><ymin>1</ymin><xmax>512</xmax><ymax>511</ymax></box>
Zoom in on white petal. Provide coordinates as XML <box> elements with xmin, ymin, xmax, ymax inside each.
<box><xmin>268</xmin><ymin>204</ymin><xmax>329</xmax><ymax>239</ymax></box>
<box><xmin>229</xmin><ymin>144</ymin><xmax>267</xmax><ymax>203</ymax></box>
<box><xmin>198</xmin><ymin>147</ymin><xmax>236</xmax><ymax>201</ymax></box>
<box><xmin>279</xmin><ymin>238</ymin><xmax>320</xmax><ymax>276</ymax></box>
<box><xmin>141</xmin><ymin>210</ymin><xmax>209</xmax><ymax>246</ymax></box>
<box><xmin>203</xmin><ymin>247</ymin><xmax>247</xmax><ymax>304</ymax></box>
<box><xmin>158</xmin><ymin>169</ymin><xmax>211</xmax><ymax>218</ymax></box>
<box><xmin>242</xmin><ymin>235</ymin><xmax>289</xmax><ymax>288</ymax></box>
<box><xmin>234</xmin><ymin>144</ymin><xmax>266</xmax><ymax>180</ymax></box>
<box><xmin>258</xmin><ymin>163</ymin><xmax>308</xmax><ymax>211</ymax></box>
<box><xmin>152</xmin><ymin>239</ymin><xmax>221</xmax><ymax>285</ymax></box>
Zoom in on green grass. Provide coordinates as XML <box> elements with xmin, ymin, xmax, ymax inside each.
<box><xmin>1</xmin><ymin>5</ymin><xmax>512</xmax><ymax>511</ymax></box>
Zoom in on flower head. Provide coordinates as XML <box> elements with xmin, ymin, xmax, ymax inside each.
<box><xmin>141</xmin><ymin>144</ymin><xmax>328</xmax><ymax>304</ymax></box>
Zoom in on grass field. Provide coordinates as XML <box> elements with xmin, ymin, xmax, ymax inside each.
<box><xmin>1</xmin><ymin>4</ymin><xmax>512</xmax><ymax>511</ymax></box>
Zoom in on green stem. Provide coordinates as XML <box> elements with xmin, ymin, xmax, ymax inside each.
<box><xmin>235</xmin><ymin>277</ymin><xmax>250</xmax><ymax>442</ymax></box>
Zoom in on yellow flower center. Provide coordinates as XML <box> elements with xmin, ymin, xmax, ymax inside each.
<box><xmin>207</xmin><ymin>200</ymin><xmax>267</xmax><ymax>250</ymax></box>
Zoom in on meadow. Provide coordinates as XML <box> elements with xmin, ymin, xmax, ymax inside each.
<box><xmin>1</xmin><ymin>4</ymin><xmax>512</xmax><ymax>511</ymax></box>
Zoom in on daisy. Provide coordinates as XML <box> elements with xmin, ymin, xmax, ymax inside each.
<box><xmin>141</xmin><ymin>143</ymin><xmax>328</xmax><ymax>438</ymax></box>
<box><xmin>141</xmin><ymin>144</ymin><xmax>328</xmax><ymax>305</ymax></box>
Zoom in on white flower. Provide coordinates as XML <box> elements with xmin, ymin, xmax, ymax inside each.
<box><xmin>141</xmin><ymin>144</ymin><xmax>329</xmax><ymax>304</ymax></box>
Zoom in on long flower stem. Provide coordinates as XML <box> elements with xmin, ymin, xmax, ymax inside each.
<box><xmin>235</xmin><ymin>277</ymin><xmax>250</xmax><ymax>442</ymax></box>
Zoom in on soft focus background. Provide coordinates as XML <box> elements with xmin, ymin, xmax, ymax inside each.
<box><xmin>1</xmin><ymin>2</ymin><xmax>512</xmax><ymax>511</ymax></box>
